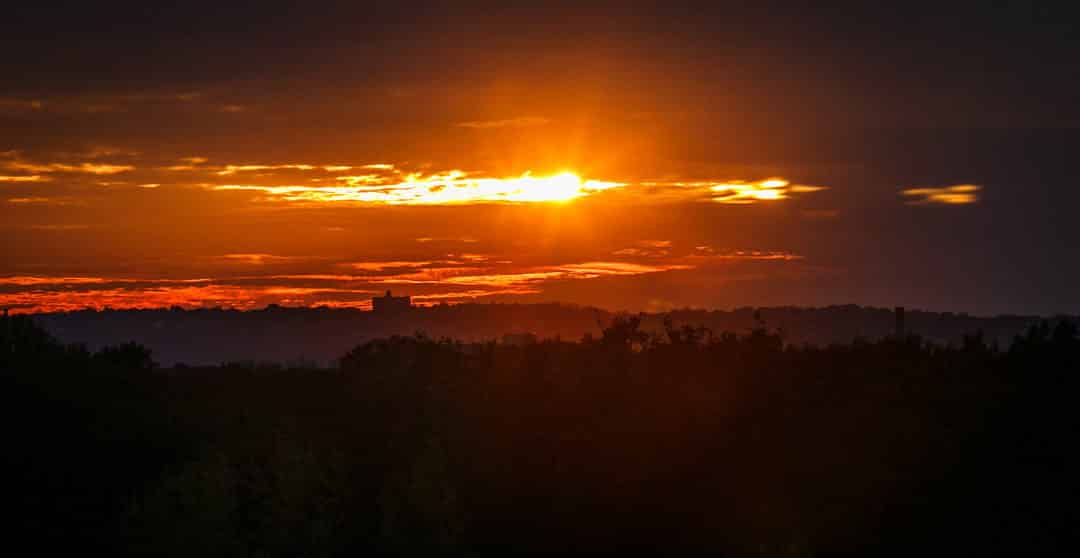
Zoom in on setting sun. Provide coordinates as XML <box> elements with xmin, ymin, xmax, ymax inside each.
<box><xmin>496</xmin><ymin>171</ymin><xmax>613</xmax><ymax>203</ymax></box>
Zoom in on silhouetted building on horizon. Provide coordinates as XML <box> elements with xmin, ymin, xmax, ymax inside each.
<box><xmin>372</xmin><ymin>290</ymin><xmax>411</xmax><ymax>315</ymax></box>
<box><xmin>895</xmin><ymin>306</ymin><xmax>905</xmax><ymax>337</ymax></box>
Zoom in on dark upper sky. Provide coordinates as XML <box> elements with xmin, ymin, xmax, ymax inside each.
<box><xmin>2</xmin><ymin>2</ymin><xmax>1078</xmax><ymax>315</ymax></box>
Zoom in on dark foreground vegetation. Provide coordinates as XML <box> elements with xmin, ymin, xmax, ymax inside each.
<box><xmin>2</xmin><ymin>313</ymin><xmax>1077</xmax><ymax>555</ymax></box>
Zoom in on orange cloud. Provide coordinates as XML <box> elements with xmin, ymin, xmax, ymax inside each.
<box><xmin>162</xmin><ymin>160</ymin><xmax>356</xmax><ymax>175</ymax></box>
<box><xmin>415</xmin><ymin>237</ymin><xmax>479</xmax><ymax>243</ymax></box>
<box><xmin>219</xmin><ymin>253</ymin><xmax>306</xmax><ymax>265</ymax></box>
<box><xmin>331</xmin><ymin>256</ymin><xmax>693</xmax><ymax>289</ymax></box>
<box><xmin>0</xmin><ymin>276</ymin><xmax>213</xmax><ymax>286</ymax></box>
<box><xmin>215</xmin><ymin>164</ymin><xmax>333</xmax><ymax>175</ymax></box>
<box><xmin>440</xmin><ymin>270</ymin><xmax>568</xmax><ymax>287</ymax></box>
<box><xmin>640</xmin><ymin>177</ymin><xmax>826</xmax><ymax>204</ymax></box>
<box><xmin>613</xmin><ymin>240</ymin><xmax>673</xmax><ymax>258</ymax></box>
<box><xmin>0</xmin><ymin>243</ymin><xmax>806</xmax><ymax>313</ymax></box>
<box><xmin>4</xmin><ymin>161</ymin><xmax>134</xmax><ymax>175</ymax></box>
<box><xmin>689</xmin><ymin>248</ymin><xmax>804</xmax><ymax>261</ymax></box>
<box><xmin>346</xmin><ymin>261</ymin><xmax>438</xmax><ymax>272</ymax></box>
<box><xmin>0</xmin><ymin>285</ymin><xmax>364</xmax><ymax>314</ymax></box>
<box><xmin>412</xmin><ymin>288</ymin><xmax>545</xmax><ymax>303</ymax></box>
<box><xmin>81</xmin><ymin>146</ymin><xmax>140</xmax><ymax>159</ymax></box>
<box><xmin>558</xmin><ymin>261</ymin><xmax>692</xmax><ymax>277</ymax></box>
<box><xmin>0</xmin><ymin>175</ymin><xmax>48</xmax><ymax>182</ymax></box>
<box><xmin>901</xmin><ymin>184</ymin><xmax>981</xmax><ymax>205</ymax></box>
<box><xmin>0</xmin><ymin>276</ymin><xmax>112</xmax><ymax>286</ymax></box>
<box><xmin>162</xmin><ymin>156</ymin><xmax>209</xmax><ymax>171</ymax></box>
<box><xmin>0</xmin><ymin>277</ymin><xmax>378</xmax><ymax>314</ymax></box>
<box><xmin>7</xmin><ymin>197</ymin><xmax>56</xmax><ymax>204</ymax></box>
<box><xmin>435</xmin><ymin>261</ymin><xmax>691</xmax><ymax>288</ymax></box>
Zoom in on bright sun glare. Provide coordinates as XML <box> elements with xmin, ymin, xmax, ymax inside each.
<box><xmin>398</xmin><ymin>170</ymin><xmax>622</xmax><ymax>204</ymax></box>
<box><xmin>216</xmin><ymin>170</ymin><xmax>625</xmax><ymax>205</ymax></box>
<box><xmin>502</xmin><ymin>172</ymin><xmax>590</xmax><ymax>202</ymax></box>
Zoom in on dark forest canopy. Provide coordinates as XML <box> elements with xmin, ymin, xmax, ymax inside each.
<box><xmin>27</xmin><ymin>303</ymin><xmax>1079</xmax><ymax>366</ymax></box>
<box><xmin>2</xmin><ymin>312</ymin><xmax>1078</xmax><ymax>555</ymax></box>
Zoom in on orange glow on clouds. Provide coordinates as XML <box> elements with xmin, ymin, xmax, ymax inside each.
<box><xmin>4</xmin><ymin>161</ymin><xmax>134</xmax><ymax>175</ymax></box>
<box><xmin>0</xmin><ymin>285</ymin><xmax>374</xmax><ymax>314</ymax></box>
<box><xmin>0</xmin><ymin>175</ymin><xmax>49</xmax><ymax>182</ymax></box>
<box><xmin>8</xmin><ymin>197</ymin><xmax>58</xmax><ymax>204</ymax></box>
<box><xmin>220</xmin><ymin>253</ymin><xmax>307</xmax><ymax>265</ymax></box>
<box><xmin>215</xmin><ymin>164</ymin><xmax>356</xmax><ymax>175</ymax></box>
<box><xmin>901</xmin><ymin>184</ymin><xmax>981</xmax><ymax>205</ymax></box>
<box><xmin>135</xmin><ymin>157</ymin><xmax>829</xmax><ymax>207</ymax></box>
<box><xmin>0</xmin><ymin>240</ymin><xmax>807</xmax><ymax>313</ymax></box>
<box><xmin>0</xmin><ymin>276</ymin><xmax>113</xmax><ymax>286</ymax></box>
<box><xmin>215</xmin><ymin>170</ymin><xmax>623</xmax><ymax>205</ymax></box>
<box><xmin>640</xmin><ymin>177</ymin><xmax>826</xmax><ymax>204</ymax></box>
<box><xmin>689</xmin><ymin>247</ymin><xmax>804</xmax><ymax>261</ymax></box>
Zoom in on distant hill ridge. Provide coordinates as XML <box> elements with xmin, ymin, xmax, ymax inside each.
<box><xmin>30</xmin><ymin>303</ymin><xmax>1077</xmax><ymax>366</ymax></box>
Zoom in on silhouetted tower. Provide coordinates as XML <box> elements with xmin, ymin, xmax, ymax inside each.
<box><xmin>372</xmin><ymin>290</ymin><xmax>411</xmax><ymax>314</ymax></box>
<box><xmin>894</xmin><ymin>306</ymin><xmax>905</xmax><ymax>338</ymax></box>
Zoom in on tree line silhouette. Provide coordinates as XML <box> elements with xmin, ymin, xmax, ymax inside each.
<box><xmin>2</xmin><ymin>312</ymin><xmax>1077</xmax><ymax>555</ymax></box>
<box><xmin>33</xmin><ymin>303</ymin><xmax>1072</xmax><ymax>366</ymax></box>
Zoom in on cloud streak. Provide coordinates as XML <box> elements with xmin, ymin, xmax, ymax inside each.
<box><xmin>114</xmin><ymin>156</ymin><xmax>827</xmax><ymax>208</ymax></box>
<box><xmin>195</xmin><ymin>163</ymin><xmax>826</xmax><ymax>207</ymax></box>
<box><xmin>7</xmin><ymin>197</ymin><xmax>62</xmax><ymax>205</ymax></box>
<box><xmin>218</xmin><ymin>254</ymin><xmax>312</xmax><ymax>265</ymax></box>
<box><xmin>215</xmin><ymin>164</ymin><xmax>353</xmax><ymax>175</ymax></box>
<box><xmin>0</xmin><ymin>239</ymin><xmax>807</xmax><ymax>313</ymax></box>
<box><xmin>4</xmin><ymin>161</ymin><xmax>134</xmax><ymax>175</ymax></box>
<box><xmin>0</xmin><ymin>175</ymin><xmax>49</xmax><ymax>182</ymax></box>
<box><xmin>639</xmin><ymin>177</ymin><xmax>827</xmax><ymax>204</ymax></box>
<box><xmin>901</xmin><ymin>184</ymin><xmax>981</xmax><ymax>205</ymax></box>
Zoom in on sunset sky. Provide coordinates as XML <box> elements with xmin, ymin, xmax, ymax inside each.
<box><xmin>3</xmin><ymin>3</ymin><xmax>1078</xmax><ymax>315</ymax></box>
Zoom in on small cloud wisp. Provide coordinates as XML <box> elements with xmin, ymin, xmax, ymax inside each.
<box><xmin>901</xmin><ymin>184</ymin><xmax>981</xmax><ymax>205</ymax></box>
